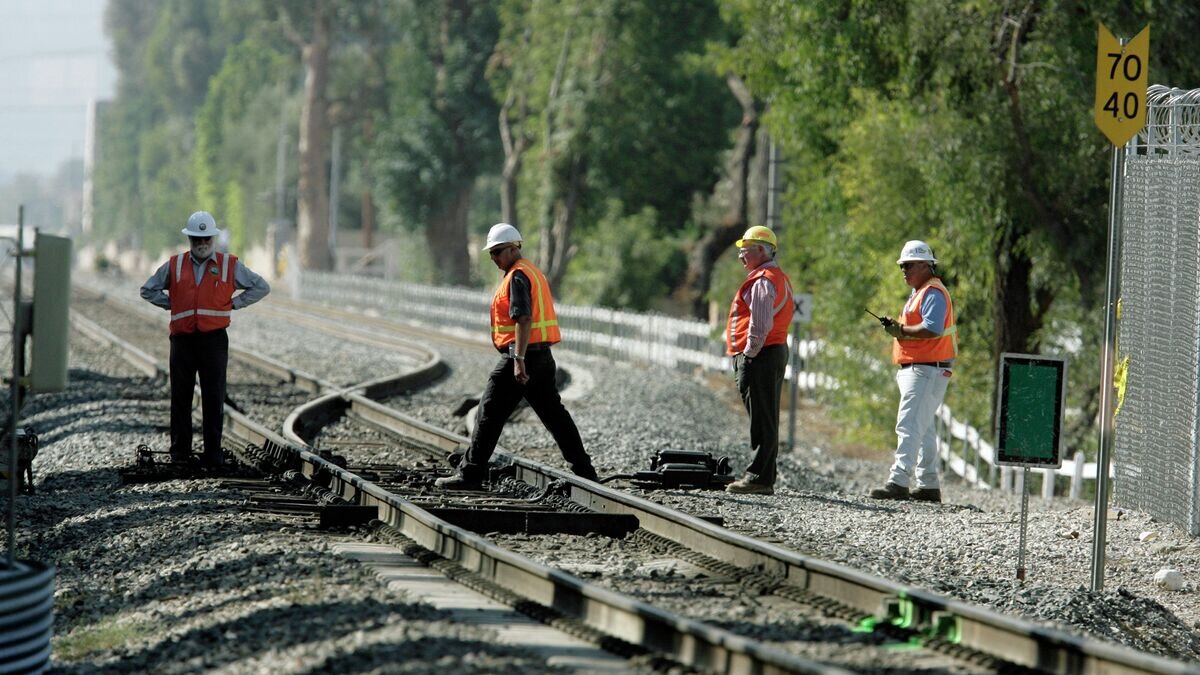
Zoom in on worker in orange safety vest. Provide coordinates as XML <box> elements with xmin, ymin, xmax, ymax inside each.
<box><xmin>869</xmin><ymin>239</ymin><xmax>957</xmax><ymax>503</ymax></box>
<box><xmin>140</xmin><ymin>211</ymin><xmax>270</xmax><ymax>467</ymax></box>
<box><xmin>435</xmin><ymin>223</ymin><xmax>598</xmax><ymax>489</ymax></box>
<box><xmin>724</xmin><ymin>225</ymin><xmax>794</xmax><ymax>496</ymax></box>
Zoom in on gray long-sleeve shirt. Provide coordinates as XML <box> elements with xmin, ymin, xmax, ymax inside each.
<box><xmin>140</xmin><ymin>252</ymin><xmax>270</xmax><ymax>311</ymax></box>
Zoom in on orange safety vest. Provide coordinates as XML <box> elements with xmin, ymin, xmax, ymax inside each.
<box><xmin>168</xmin><ymin>251</ymin><xmax>236</xmax><ymax>336</ymax></box>
<box><xmin>725</xmin><ymin>265</ymin><xmax>794</xmax><ymax>356</ymax></box>
<box><xmin>892</xmin><ymin>277</ymin><xmax>958</xmax><ymax>364</ymax></box>
<box><xmin>491</xmin><ymin>258</ymin><xmax>561</xmax><ymax>350</ymax></box>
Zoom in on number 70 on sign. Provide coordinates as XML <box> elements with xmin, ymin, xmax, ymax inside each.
<box><xmin>1094</xmin><ymin>24</ymin><xmax>1149</xmax><ymax>147</ymax></box>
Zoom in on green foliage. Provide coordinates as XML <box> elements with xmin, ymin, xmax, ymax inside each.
<box><xmin>495</xmin><ymin>0</ymin><xmax>734</xmax><ymax>247</ymax></box>
<box><xmin>94</xmin><ymin>0</ymin><xmax>240</xmax><ymax>253</ymax></box>
<box><xmin>143</xmin><ymin>1</ymin><xmax>229</xmax><ymax>116</ymax></box>
<box><xmin>717</xmin><ymin>0</ymin><xmax>1200</xmax><ymax>453</ymax></box>
<box><xmin>560</xmin><ymin>202</ymin><xmax>684</xmax><ymax>310</ymax></box>
<box><xmin>373</xmin><ymin>0</ymin><xmax>501</xmax><ymax>231</ymax></box>
<box><xmin>194</xmin><ymin>40</ymin><xmax>293</xmax><ymax>250</ymax></box>
<box><xmin>134</xmin><ymin>119</ymin><xmax>196</xmax><ymax>254</ymax></box>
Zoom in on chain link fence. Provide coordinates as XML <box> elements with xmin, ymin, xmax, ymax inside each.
<box><xmin>1115</xmin><ymin>85</ymin><xmax>1200</xmax><ymax>535</ymax></box>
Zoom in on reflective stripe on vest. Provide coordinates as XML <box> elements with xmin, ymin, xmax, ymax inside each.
<box><xmin>168</xmin><ymin>251</ymin><xmax>237</xmax><ymax>336</ymax></box>
<box><xmin>491</xmin><ymin>259</ymin><xmax>561</xmax><ymax>349</ymax></box>
<box><xmin>892</xmin><ymin>277</ymin><xmax>957</xmax><ymax>364</ymax></box>
<box><xmin>725</xmin><ymin>265</ymin><xmax>794</xmax><ymax>356</ymax></box>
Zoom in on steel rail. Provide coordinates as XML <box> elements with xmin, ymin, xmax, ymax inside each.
<box><xmin>229</xmin><ymin>411</ymin><xmax>846</xmax><ymax>675</ymax></box>
<box><xmin>76</xmin><ymin>295</ymin><xmax>1198</xmax><ymax>675</ymax></box>
<box><xmin>71</xmin><ymin>312</ymin><xmax>165</xmax><ymax>379</ymax></box>
<box><xmin>333</xmin><ymin>394</ymin><xmax>1196</xmax><ymax>675</ymax></box>
<box><xmin>77</xmin><ymin>295</ymin><xmax>846</xmax><ymax>675</ymax></box>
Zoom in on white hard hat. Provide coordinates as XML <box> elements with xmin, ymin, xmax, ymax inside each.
<box><xmin>896</xmin><ymin>239</ymin><xmax>937</xmax><ymax>264</ymax></box>
<box><xmin>182</xmin><ymin>211</ymin><xmax>220</xmax><ymax>238</ymax></box>
<box><xmin>482</xmin><ymin>223</ymin><xmax>522</xmax><ymax>251</ymax></box>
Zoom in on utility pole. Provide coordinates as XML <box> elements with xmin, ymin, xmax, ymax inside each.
<box><xmin>328</xmin><ymin>126</ymin><xmax>342</xmax><ymax>264</ymax></box>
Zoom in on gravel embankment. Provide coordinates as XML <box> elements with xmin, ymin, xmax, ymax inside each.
<box><xmin>310</xmin><ymin>302</ymin><xmax>1200</xmax><ymax>665</ymax></box>
<box><xmin>496</xmin><ymin>353</ymin><xmax>1200</xmax><ymax>663</ymax></box>
<box><xmin>60</xmin><ymin>274</ymin><xmax>1200</xmax><ymax>665</ymax></box>
<box><xmin>12</xmin><ymin>314</ymin><xmax>607</xmax><ymax>672</ymax></box>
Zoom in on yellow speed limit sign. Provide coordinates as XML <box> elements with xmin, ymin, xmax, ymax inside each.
<box><xmin>1094</xmin><ymin>24</ymin><xmax>1149</xmax><ymax>147</ymax></box>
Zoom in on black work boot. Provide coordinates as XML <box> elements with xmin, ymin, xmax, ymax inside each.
<box><xmin>869</xmin><ymin>482</ymin><xmax>910</xmax><ymax>500</ymax></box>
<box><xmin>572</xmin><ymin>464</ymin><xmax>599</xmax><ymax>482</ymax></box>
<box><xmin>201</xmin><ymin>448</ymin><xmax>225</xmax><ymax>469</ymax></box>
<box><xmin>434</xmin><ymin>470</ymin><xmax>485</xmax><ymax>490</ymax></box>
<box><xmin>910</xmin><ymin>487</ymin><xmax>942</xmax><ymax>503</ymax></box>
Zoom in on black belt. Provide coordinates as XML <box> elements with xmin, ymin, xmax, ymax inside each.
<box><xmin>900</xmin><ymin>361</ymin><xmax>952</xmax><ymax>369</ymax></box>
<box><xmin>499</xmin><ymin>342</ymin><xmax>552</xmax><ymax>355</ymax></box>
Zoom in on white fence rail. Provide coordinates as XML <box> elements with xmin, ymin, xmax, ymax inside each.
<box><xmin>933</xmin><ymin>405</ymin><xmax>1098</xmax><ymax>499</ymax></box>
<box><xmin>299</xmin><ymin>271</ymin><xmax>1096</xmax><ymax>499</ymax></box>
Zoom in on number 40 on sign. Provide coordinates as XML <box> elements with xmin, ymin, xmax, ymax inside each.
<box><xmin>1094</xmin><ymin>24</ymin><xmax>1149</xmax><ymax>147</ymax></box>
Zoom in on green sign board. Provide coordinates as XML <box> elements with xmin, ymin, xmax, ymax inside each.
<box><xmin>995</xmin><ymin>353</ymin><xmax>1066</xmax><ymax>468</ymax></box>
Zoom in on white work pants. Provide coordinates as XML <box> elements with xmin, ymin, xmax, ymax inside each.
<box><xmin>888</xmin><ymin>364</ymin><xmax>951</xmax><ymax>489</ymax></box>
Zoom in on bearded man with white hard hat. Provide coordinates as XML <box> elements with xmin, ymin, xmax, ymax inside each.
<box><xmin>436</xmin><ymin>223</ymin><xmax>598</xmax><ymax>489</ymax></box>
<box><xmin>869</xmin><ymin>240</ymin><xmax>957</xmax><ymax>503</ymax></box>
<box><xmin>140</xmin><ymin>211</ymin><xmax>271</xmax><ymax>467</ymax></box>
<box><xmin>723</xmin><ymin>226</ymin><xmax>794</xmax><ymax>496</ymax></box>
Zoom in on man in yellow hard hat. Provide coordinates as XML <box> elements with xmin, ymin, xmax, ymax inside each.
<box><xmin>723</xmin><ymin>226</ymin><xmax>794</xmax><ymax>495</ymax></box>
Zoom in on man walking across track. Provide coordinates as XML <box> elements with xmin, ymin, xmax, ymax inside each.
<box><xmin>869</xmin><ymin>240</ymin><xmax>956</xmax><ymax>503</ymax></box>
<box><xmin>724</xmin><ymin>226</ymin><xmax>794</xmax><ymax>496</ymax></box>
<box><xmin>436</xmin><ymin>223</ymin><xmax>598</xmax><ymax>489</ymax></box>
<box><xmin>140</xmin><ymin>211</ymin><xmax>270</xmax><ymax>467</ymax></box>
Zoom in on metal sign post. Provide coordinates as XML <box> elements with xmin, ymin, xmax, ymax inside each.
<box><xmin>1090</xmin><ymin>24</ymin><xmax>1148</xmax><ymax>592</ymax></box>
<box><xmin>787</xmin><ymin>293</ymin><xmax>812</xmax><ymax>451</ymax></box>
<box><xmin>6</xmin><ymin>207</ymin><xmax>23</xmax><ymax>569</ymax></box>
<box><xmin>995</xmin><ymin>353</ymin><xmax>1067</xmax><ymax>581</ymax></box>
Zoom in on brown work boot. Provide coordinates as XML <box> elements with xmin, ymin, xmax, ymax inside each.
<box><xmin>869</xmin><ymin>482</ymin><xmax>910</xmax><ymax>500</ymax></box>
<box><xmin>910</xmin><ymin>487</ymin><xmax>942</xmax><ymax>503</ymax></box>
<box><xmin>725</xmin><ymin>477</ymin><xmax>774</xmax><ymax>495</ymax></box>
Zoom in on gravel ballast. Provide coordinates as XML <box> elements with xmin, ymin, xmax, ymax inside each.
<box><xmin>39</xmin><ymin>274</ymin><xmax>1200</xmax><ymax>668</ymax></box>
<box><xmin>12</xmin><ymin>324</ymin><xmax>605</xmax><ymax>673</ymax></box>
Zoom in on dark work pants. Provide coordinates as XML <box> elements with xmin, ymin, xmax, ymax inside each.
<box><xmin>735</xmin><ymin>343</ymin><xmax>788</xmax><ymax>486</ymax></box>
<box><xmin>463</xmin><ymin>349</ymin><xmax>595</xmax><ymax>479</ymax></box>
<box><xmin>169</xmin><ymin>329</ymin><xmax>229</xmax><ymax>464</ymax></box>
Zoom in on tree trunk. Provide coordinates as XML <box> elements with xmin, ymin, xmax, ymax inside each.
<box><xmin>296</xmin><ymin>1</ymin><xmax>332</xmax><ymax>270</ymax></box>
<box><xmin>361</xmin><ymin>189</ymin><xmax>375</xmax><ymax>250</ymax></box>
<box><xmin>540</xmin><ymin>156</ymin><xmax>585</xmax><ymax>291</ymax></box>
<box><xmin>499</xmin><ymin>88</ymin><xmax>528</xmax><ymax>228</ymax></box>
<box><xmin>675</xmin><ymin>73</ymin><xmax>760</xmax><ymax>318</ymax></box>
<box><xmin>423</xmin><ymin>0</ymin><xmax>474</xmax><ymax>283</ymax></box>
<box><xmin>992</xmin><ymin>241</ymin><xmax>1040</xmax><ymax>357</ymax></box>
<box><xmin>424</xmin><ymin>185</ymin><xmax>472</xmax><ymax>285</ymax></box>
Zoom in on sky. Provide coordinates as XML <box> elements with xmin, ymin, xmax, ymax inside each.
<box><xmin>0</xmin><ymin>0</ymin><xmax>115</xmax><ymax>182</ymax></box>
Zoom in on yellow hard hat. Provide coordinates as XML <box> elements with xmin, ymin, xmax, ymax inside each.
<box><xmin>736</xmin><ymin>226</ymin><xmax>777</xmax><ymax>249</ymax></box>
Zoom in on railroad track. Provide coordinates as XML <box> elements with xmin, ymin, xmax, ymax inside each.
<box><xmin>69</xmin><ymin>286</ymin><xmax>1198</xmax><ymax>675</ymax></box>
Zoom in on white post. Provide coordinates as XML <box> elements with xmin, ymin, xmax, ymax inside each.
<box><xmin>1070</xmin><ymin>450</ymin><xmax>1085</xmax><ymax>500</ymax></box>
<box><xmin>1041</xmin><ymin>468</ymin><xmax>1055</xmax><ymax>501</ymax></box>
